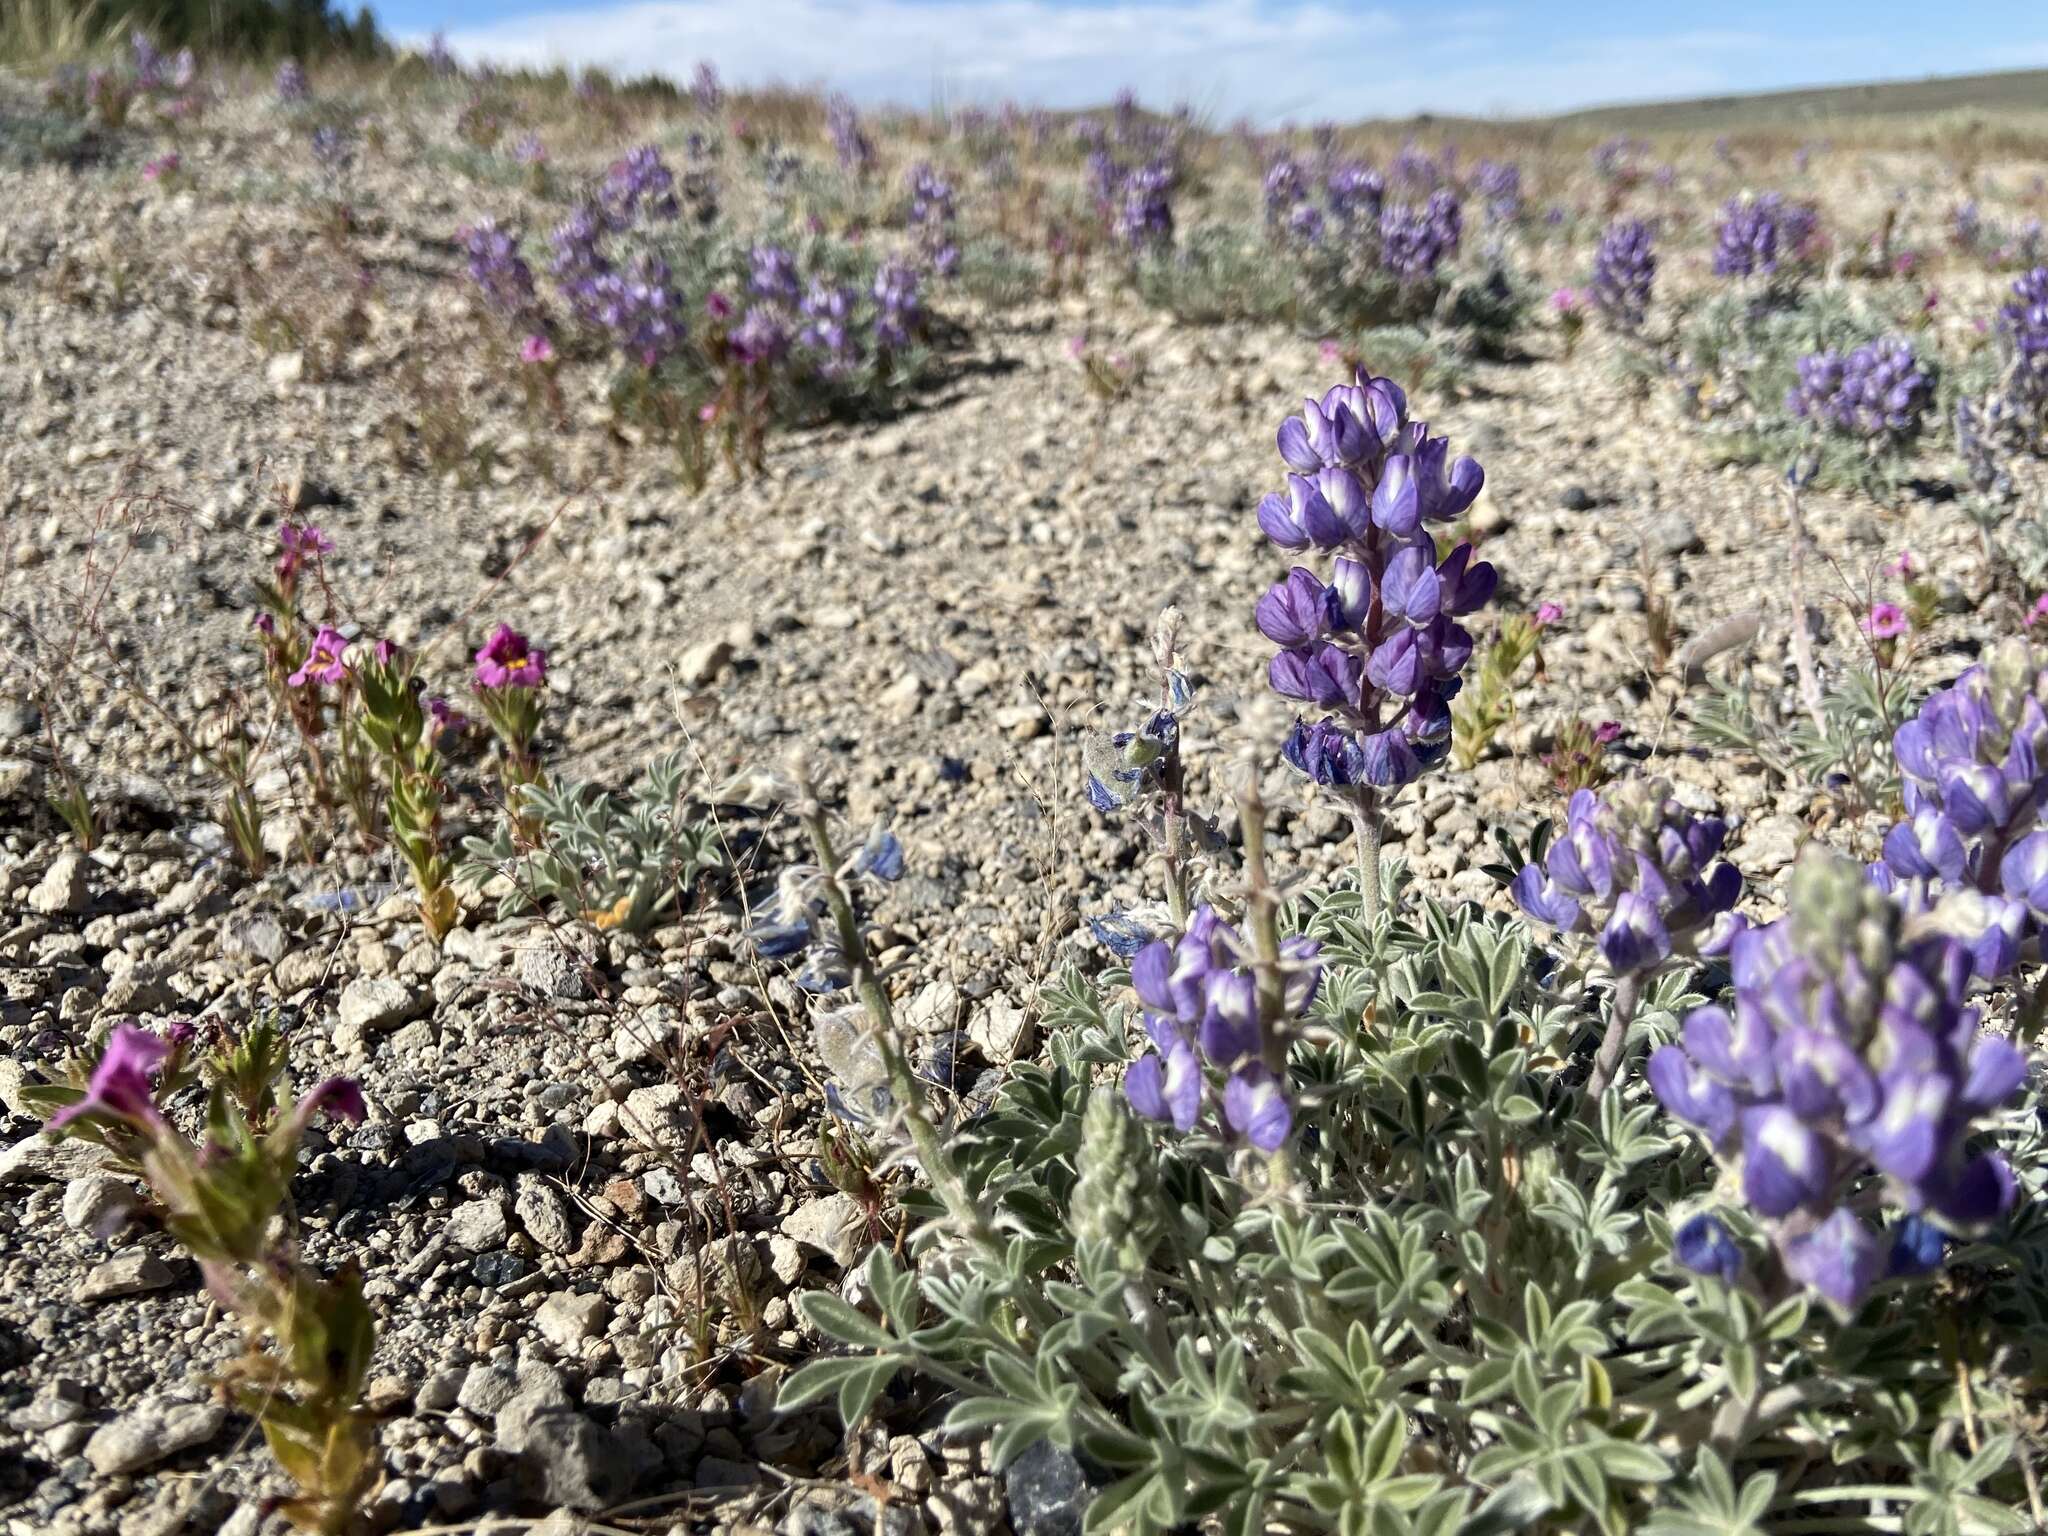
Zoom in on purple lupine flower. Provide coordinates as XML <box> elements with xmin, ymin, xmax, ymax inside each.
<box><xmin>749</xmin><ymin>244</ymin><xmax>802</xmax><ymax>309</ymax></box>
<box><xmin>1122</xmin><ymin>906</ymin><xmax>1322</xmax><ymax>1152</ymax></box>
<box><xmin>692</xmin><ymin>61</ymin><xmax>723</xmax><ymax>111</ymax></box>
<box><xmin>289</xmin><ymin>626</ymin><xmax>352</xmax><ymax>688</ymax></box>
<box><xmin>729</xmin><ymin>305</ymin><xmax>790</xmax><ymax>365</ymax></box>
<box><xmin>1263</xmin><ymin>154</ymin><xmax>1309</xmax><ymax>228</ymax></box>
<box><xmin>906</xmin><ymin>162</ymin><xmax>959</xmax><ymax>275</ymax></box>
<box><xmin>1258</xmin><ymin>368</ymin><xmax>1491</xmax><ymax>794</ymax></box>
<box><xmin>604</xmin><ymin>145</ymin><xmax>679</xmax><ymax>224</ymax></box>
<box><xmin>826</xmin><ymin>95</ymin><xmax>875</xmax><ymax>176</ymax></box>
<box><xmin>589</xmin><ymin>253</ymin><xmax>685</xmax><ymax>367</ymax></box>
<box><xmin>1713</xmin><ymin>193</ymin><xmax>1820</xmax><ymax>278</ymax></box>
<box><xmin>799</xmin><ymin>280</ymin><xmax>859</xmax><ymax>374</ymax></box>
<box><xmin>46</xmin><ymin>1025</ymin><xmax>170</xmax><ymax>1133</ymax></box>
<box><xmin>1591</xmin><ymin>219</ymin><xmax>1656</xmax><ymax>333</ymax></box>
<box><xmin>1473</xmin><ymin>159</ymin><xmax>1522</xmax><ymax>225</ymax></box>
<box><xmin>1114</xmin><ymin>160</ymin><xmax>1176</xmax><ymax>253</ymax></box>
<box><xmin>511</xmin><ymin>132</ymin><xmax>547</xmax><ymax>166</ymax></box>
<box><xmin>1674</xmin><ymin>1213</ymin><xmax>1741</xmax><ymax>1282</ymax></box>
<box><xmin>1649</xmin><ymin>849</ymin><xmax>2027</xmax><ymax>1311</ymax></box>
<box><xmin>1324</xmin><ymin>161</ymin><xmax>1384</xmax><ymax>230</ymax></box>
<box><xmin>1786</xmin><ymin>336</ymin><xmax>1934</xmax><ymax>444</ymax></box>
<box><xmin>1997</xmin><ymin>266</ymin><xmax>2048</xmax><ymax>412</ymax></box>
<box><xmin>1389</xmin><ymin>140</ymin><xmax>1439</xmax><ymax>191</ymax></box>
<box><xmin>1379</xmin><ymin>190</ymin><xmax>1461</xmax><ymax>284</ymax></box>
<box><xmin>473</xmin><ymin>624</ymin><xmax>548</xmax><ymax>690</ymax></box>
<box><xmin>1870</xmin><ymin>638</ymin><xmax>2048</xmax><ymax>979</ymax></box>
<box><xmin>873</xmin><ymin>260</ymin><xmax>923</xmax><ymax>350</ymax></box>
<box><xmin>457</xmin><ymin>218</ymin><xmax>537</xmax><ymax>319</ymax></box>
<box><xmin>1592</xmin><ymin>134</ymin><xmax>1643</xmax><ymax>180</ymax></box>
<box><xmin>310</xmin><ymin>124</ymin><xmax>353</xmax><ymax>178</ymax></box>
<box><xmin>1511</xmin><ymin>777</ymin><xmax>1745</xmax><ymax>973</ymax></box>
<box><xmin>275</xmin><ymin>58</ymin><xmax>308</xmax><ymax>104</ymax></box>
<box><xmin>549</xmin><ymin>204</ymin><xmax>613</xmax><ymax>322</ymax></box>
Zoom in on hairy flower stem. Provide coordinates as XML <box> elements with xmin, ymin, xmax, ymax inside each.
<box><xmin>1350</xmin><ymin>794</ymin><xmax>1384</xmax><ymax>923</ymax></box>
<box><xmin>1156</xmin><ymin>609</ymin><xmax>1190</xmax><ymax>929</ymax></box>
<box><xmin>1583</xmin><ymin>972</ymin><xmax>1642</xmax><ymax>1106</ymax></box>
<box><xmin>792</xmin><ymin>781</ymin><xmax>1003</xmax><ymax>1263</ymax></box>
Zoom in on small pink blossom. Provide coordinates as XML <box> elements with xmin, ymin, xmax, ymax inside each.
<box><xmin>1885</xmin><ymin>551</ymin><xmax>1917</xmax><ymax>578</ymax></box>
<box><xmin>1593</xmin><ymin>721</ymin><xmax>1622</xmax><ymax>744</ymax></box>
<box><xmin>1318</xmin><ymin>338</ymin><xmax>1342</xmax><ymax>364</ymax></box>
<box><xmin>142</xmin><ymin>152</ymin><xmax>180</xmax><ymax>182</ymax></box>
<box><xmin>1549</xmin><ymin>286</ymin><xmax>1584</xmax><ymax>314</ymax></box>
<box><xmin>372</xmin><ymin>638</ymin><xmax>398</xmax><ymax>668</ymax></box>
<box><xmin>47</xmin><ymin>1025</ymin><xmax>168</xmax><ymax>1133</ymax></box>
<box><xmin>426</xmin><ymin>696</ymin><xmax>470</xmax><ymax>735</ymax></box>
<box><xmin>699</xmin><ymin>402</ymin><xmax>719</xmax><ymax>422</ymax></box>
<box><xmin>520</xmin><ymin>333</ymin><xmax>554</xmax><ymax>364</ymax></box>
<box><xmin>2026</xmin><ymin>595</ymin><xmax>2048</xmax><ymax>629</ymax></box>
<box><xmin>289</xmin><ymin>625</ymin><xmax>352</xmax><ymax>687</ymax></box>
<box><xmin>1534</xmin><ymin>602</ymin><xmax>1564</xmax><ymax>628</ymax></box>
<box><xmin>252</xmin><ymin>611</ymin><xmax>276</xmax><ymax>637</ymax></box>
<box><xmin>473</xmin><ymin>623</ymin><xmax>547</xmax><ymax>690</ymax></box>
<box><xmin>1065</xmin><ymin>333</ymin><xmax>1088</xmax><ymax>360</ymax></box>
<box><xmin>1861</xmin><ymin>602</ymin><xmax>1907</xmax><ymax>640</ymax></box>
<box><xmin>275</xmin><ymin>521</ymin><xmax>333</xmax><ymax>583</ymax></box>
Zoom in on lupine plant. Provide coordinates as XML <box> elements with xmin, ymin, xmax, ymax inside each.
<box><xmin>1713</xmin><ymin>192</ymin><xmax>1820</xmax><ymax>281</ymax></box>
<box><xmin>1255</xmin><ymin>367</ymin><xmax>1492</xmax><ymax>916</ymax></box>
<box><xmin>1785</xmin><ymin>335</ymin><xmax>1935</xmax><ymax>448</ymax></box>
<box><xmin>1590</xmin><ymin>218</ymin><xmax>1655</xmax><ymax>333</ymax></box>
<box><xmin>769</xmin><ymin>357</ymin><xmax>2047</xmax><ymax>1536</ymax></box>
<box><xmin>35</xmin><ymin>1023</ymin><xmax>378</xmax><ymax>1534</ymax></box>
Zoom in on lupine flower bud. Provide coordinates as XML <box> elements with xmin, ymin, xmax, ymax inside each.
<box><xmin>1511</xmin><ymin>776</ymin><xmax>1745</xmax><ymax>973</ymax></box>
<box><xmin>1257</xmin><ymin>368</ymin><xmax>1491</xmax><ymax>793</ymax></box>
<box><xmin>1998</xmin><ymin>266</ymin><xmax>2048</xmax><ymax>415</ymax></box>
<box><xmin>1071</xmin><ymin>1090</ymin><xmax>1163</xmax><ymax>1278</ymax></box>
<box><xmin>1871</xmin><ymin>637</ymin><xmax>2048</xmax><ymax>977</ymax></box>
<box><xmin>457</xmin><ymin>218</ymin><xmax>537</xmax><ymax>319</ymax></box>
<box><xmin>1649</xmin><ymin>848</ymin><xmax>2026</xmax><ymax>1310</ymax></box>
<box><xmin>1378</xmin><ymin>190</ymin><xmax>1461</xmax><ymax>284</ymax></box>
<box><xmin>1590</xmin><ymin>219</ymin><xmax>1655</xmax><ymax>333</ymax></box>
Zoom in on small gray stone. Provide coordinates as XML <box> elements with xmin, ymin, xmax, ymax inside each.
<box><xmin>416</xmin><ymin>1369</ymin><xmax>465</xmax><ymax>1413</ymax></box>
<box><xmin>535</xmin><ymin>1291</ymin><xmax>610</xmax><ymax>1351</ymax></box>
<box><xmin>517</xmin><ymin>943</ymin><xmax>589</xmax><ymax>1000</ymax></box>
<box><xmin>780</xmin><ymin>1194</ymin><xmax>863</xmax><ymax>1269</ymax></box>
<box><xmin>0</xmin><ymin>1134</ymin><xmax>110</xmax><ymax>1187</ymax></box>
<box><xmin>77</xmin><ymin>1250</ymin><xmax>175</xmax><ymax>1302</ymax></box>
<box><xmin>495</xmin><ymin>1391</ymin><xmax>650</xmax><ymax>1510</ymax></box>
<box><xmin>515</xmin><ymin>1177</ymin><xmax>576</xmax><ymax>1255</ymax></box>
<box><xmin>1006</xmin><ymin>1438</ymin><xmax>1094</xmax><ymax>1536</ymax></box>
<box><xmin>28</xmin><ymin>853</ymin><xmax>88</xmax><ymax>916</ymax></box>
<box><xmin>677</xmin><ymin>637</ymin><xmax>735</xmax><ymax>687</ymax></box>
<box><xmin>456</xmin><ymin>1363</ymin><xmax>521</xmax><ymax>1420</ymax></box>
<box><xmin>62</xmin><ymin>1174</ymin><xmax>134</xmax><ymax>1233</ymax></box>
<box><xmin>85</xmin><ymin>1397</ymin><xmax>227</xmax><ymax>1476</ymax></box>
<box><xmin>337</xmin><ymin>976</ymin><xmax>427</xmax><ymax>1035</ymax></box>
<box><xmin>219</xmin><ymin>911</ymin><xmax>290</xmax><ymax>963</ymax></box>
<box><xmin>7</xmin><ymin>1380</ymin><xmax>87</xmax><ymax>1433</ymax></box>
<box><xmin>1644</xmin><ymin>512</ymin><xmax>1702</xmax><ymax>559</ymax></box>
<box><xmin>447</xmin><ymin>1199</ymin><xmax>510</xmax><ymax>1252</ymax></box>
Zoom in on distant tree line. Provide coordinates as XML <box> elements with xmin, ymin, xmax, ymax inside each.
<box><xmin>109</xmin><ymin>0</ymin><xmax>384</xmax><ymax>58</ymax></box>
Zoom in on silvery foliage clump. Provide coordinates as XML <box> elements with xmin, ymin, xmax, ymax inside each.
<box><xmin>773</xmin><ymin>366</ymin><xmax>2048</xmax><ymax>1536</ymax></box>
<box><xmin>1679</xmin><ymin>286</ymin><xmax>1928</xmax><ymax>494</ymax></box>
<box><xmin>457</xmin><ymin>749</ymin><xmax>719</xmax><ymax>933</ymax></box>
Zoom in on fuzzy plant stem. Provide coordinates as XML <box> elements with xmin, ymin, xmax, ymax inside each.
<box><xmin>1350</xmin><ymin>793</ymin><xmax>1384</xmax><ymax>924</ymax></box>
<box><xmin>793</xmin><ymin>783</ymin><xmax>1003</xmax><ymax>1262</ymax></box>
<box><xmin>1583</xmin><ymin>971</ymin><xmax>1642</xmax><ymax>1106</ymax></box>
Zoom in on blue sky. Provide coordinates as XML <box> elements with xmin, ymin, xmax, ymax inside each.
<box><xmin>367</xmin><ymin>0</ymin><xmax>2048</xmax><ymax>123</ymax></box>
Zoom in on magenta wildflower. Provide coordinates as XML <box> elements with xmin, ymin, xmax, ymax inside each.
<box><xmin>275</xmin><ymin>522</ymin><xmax>333</xmax><ymax>584</ymax></box>
<box><xmin>252</xmin><ymin>611</ymin><xmax>276</xmax><ymax>637</ymax></box>
<box><xmin>1862</xmin><ymin>602</ymin><xmax>1907</xmax><ymax>640</ymax></box>
<box><xmin>47</xmin><ymin>1025</ymin><xmax>169</xmax><ymax>1132</ymax></box>
<box><xmin>705</xmin><ymin>291</ymin><xmax>734</xmax><ymax>320</ymax></box>
<box><xmin>426</xmin><ymin>696</ymin><xmax>470</xmax><ymax>734</ymax></box>
<box><xmin>520</xmin><ymin>333</ymin><xmax>554</xmax><ymax>364</ymax></box>
<box><xmin>1886</xmin><ymin>551</ymin><xmax>1917</xmax><ymax>578</ymax></box>
<box><xmin>288</xmin><ymin>626</ymin><xmax>351</xmax><ymax>687</ymax></box>
<box><xmin>2026</xmin><ymin>595</ymin><xmax>2048</xmax><ymax>629</ymax></box>
<box><xmin>1535</xmin><ymin>602</ymin><xmax>1564</xmax><ymax>628</ymax></box>
<box><xmin>474</xmin><ymin>623</ymin><xmax>547</xmax><ymax>689</ymax></box>
<box><xmin>296</xmin><ymin>1077</ymin><xmax>367</xmax><ymax>1124</ymax></box>
<box><xmin>1549</xmin><ymin>286</ymin><xmax>1584</xmax><ymax>314</ymax></box>
<box><xmin>1593</xmin><ymin>721</ymin><xmax>1622</xmax><ymax>744</ymax></box>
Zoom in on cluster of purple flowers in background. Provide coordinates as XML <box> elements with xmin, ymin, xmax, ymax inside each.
<box><xmin>1378</xmin><ymin>189</ymin><xmax>1463</xmax><ymax>285</ymax></box>
<box><xmin>1325</xmin><ymin>162</ymin><xmax>1386</xmax><ymax>230</ymax></box>
<box><xmin>458</xmin><ymin>218</ymin><xmax>538</xmax><ymax>321</ymax></box>
<box><xmin>1472</xmin><ymin>159</ymin><xmax>1522</xmax><ymax>225</ymax></box>
<box><xmin>1124</xmin><ymin>907</ymin><xmax>1322</xmax><ymax>1152</ymax></box>
<box><xmin>1786</xmin><ymin>336</ymin><xmax>1934</xmax><ymax>443</ymax></box>
<box><xmin>1105</xmin><ymin>159</ymin><xmax>1177</xmax><ymax>254</ymax></box>
<box><xmin>1653</xmin><ymin>851</ymin><xmax>2025</xmax><ymax>1309</ymax></box>
<box><xmin>1870</xmin><ymin>639</ymin><xmax>2048</xmax><ymax>979</ymax></box>
<box><xmin>1590</xmin><ymin>219</ymin><xmax>1656</xmax><ymax>332</ymax></box>
<box><xmin>275</xmin><ymin>57</ymin><xmax>308</xmax><ymax>104</ymax></box>
<box><xmin>1713</xmin><ymin>192</ymin><xmax>1820</xmax><ymax>278</ymax></box>
<box><xmin>691</xmin><ymin>62</ymin><xmax>723</xmax><ymax>113</ymax></box>
<box><xmin>826</xmin><ymin>95</ymin><xmax>875</xmax><ymax>177</ymax></box>
<box><xmin>1511</xmin><ymin>778</ymin><xmax>1745</xmax><ymax>974</ymax></box>
<box><xmin>547</xmin><ymin>147</ymin><xmax>685</xmax><ymax>364</ymax></box>
<box><xmin>1592</xmin><ymin>134</ymin><xmax>1645</xmax><ymax>180</ymax></box>
<box><xmin>1999</xmin><ymin>266</ymin><xmax>2048</xmax><ymax>413</ymax></box>
<box><xmin>1255</xmin><ymin>370</ymin><xmax>1491</xmax><ymax>792</ymax></box>
<box><xmin>129</xmin><ymin>30</ymin><xmax>195</xmax><ymax>95</ymax></box>
<box><xmin>905</xmin><ymin>163</ymin><xmax>960</xmax><ymax>276</ymax></box>
<box><xmin>310</xmin><ymin>124</ymin><xmax>353</xmax><ymax>179</ymax></box>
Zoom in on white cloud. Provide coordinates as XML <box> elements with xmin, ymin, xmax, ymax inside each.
<box><xmin>417</xmin><ymin>0</ymin><xmax>1805</xmax><ymax>123</ymax></box>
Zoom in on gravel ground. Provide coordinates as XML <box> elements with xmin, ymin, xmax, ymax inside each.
<box><xmin>1</xmin><ymin>64</ymin><xmax>2042</xmax><ymax>1536</ymax></box>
